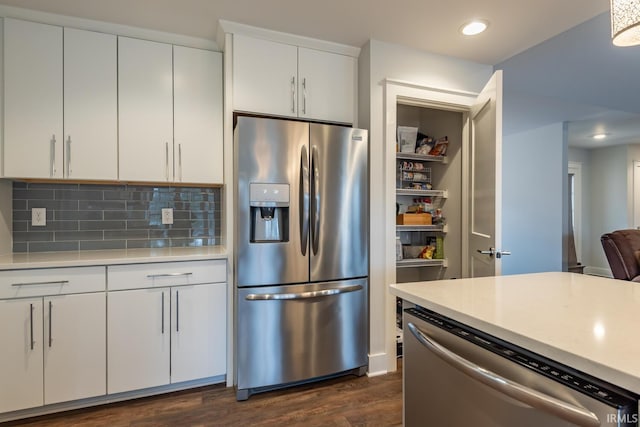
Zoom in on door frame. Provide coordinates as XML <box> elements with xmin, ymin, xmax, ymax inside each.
<box><xmin>633</xmin><ymin>161</ymin><xmax>640</xmax><ymax>229</ymax></box>
<box><xmin>380</xmin><ymin>79</ymin><xmax>478</xmax><ymax>373</ymax></box>
<box><xmin>568</xmin><ymin>161</ymin><xmax>583</xmax><ymax>263</ymax></box>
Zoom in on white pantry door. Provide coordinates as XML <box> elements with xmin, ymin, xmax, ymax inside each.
<box><xmin>468</xmin><ymin>71</ymin><xmax>505</xmax><ymax>277</ymax></box>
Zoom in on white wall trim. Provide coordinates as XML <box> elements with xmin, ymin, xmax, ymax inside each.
<box><xmin>222</xmin><ymin>32</ymin><xmax>235</xmax><ymax>388</ymax></box>
<box><xmin>379</xmin><ymin>80</ymin><xmax>477</xmax><ymax>372</ymax></box>
<box><xmin>0</xmin><ymin>5</ymin><xmax>218</xmax><ymax>50</ymax></box>
<box><xmin>218</xmin><ymin>20</ymin><xmax>360</xmax><ymax>57</ymax></box>
<box><xmin>366</xmin><ymin>352</ymin><xmax>389</xmax><ymax>377</ymax></box>
<box><xmin>384</xmin><ymin>78</ymin><xmax>479</xmax><ymax>99</ymax></box>
<box><xmin>633</xmin><ymin>160</ymin><xmax>640</xmax><ymax>229</ymax></box>
<box><xmin>568</xmin><ymin>161</ymin><xmax>583</xmax><ymax>263</ymax></box>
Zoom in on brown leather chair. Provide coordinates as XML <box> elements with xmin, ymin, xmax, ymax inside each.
<box><xmin>601</xmin><ymin>229</ymin><xmax>640</xmax><ymax>281</ymax></box>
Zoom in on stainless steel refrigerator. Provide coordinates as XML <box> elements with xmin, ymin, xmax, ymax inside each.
<box><xmin>234</xmin><ymin>116</ymin><xmax>368</xmax><ymax>400</ymax></box>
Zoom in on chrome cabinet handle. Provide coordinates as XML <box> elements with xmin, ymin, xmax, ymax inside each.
<box><xmin>29</xmin><ymin>303</ymin><xmax>35</xmax><ymax>350</ymax></box>
<box><xmin>302</xmin><ymin>77</ymin><xmax>307</xmax><ymax>114</ymax></box>
<box><xmin>50</xmin><ymin>135</ymin><xmax>56</xmax><ymax>177</ymax></box>
<box><xmin>12</xmin><ymin>280</ymin><xmax>69</xmax><ymax>287</ymax></box>
<box><xmin>66</xmin><ymin>136</ymin><xmax>72</xmax><ymax>177</ymax></box>
<box><xmin>48</xmin><ymin>301</ymin><xmax>53</xmax><ymax>347</ymax></box>
<box><xmin>161</xmin><ymin>292</ymin><xmax>165</xmax><ymax>334</ymax></box>
<box><xmin>406</xmin><ymin>323</ymin><xmax>600</xmax><ymax>427</ymax></box>
<box><xmin>165</xmin><ymin>142</ymin><xmax>170</xmax><ymax>181</ymax></box>
<box><xmin>310</xmin><ymin>145</ymin><xmax>320</xmax><ymax>255</ymax></box>
<box><xmin>246</xmin><ymin>284</ymin><xmax>362</xmax><ymax>301</ymax></box>
<box><xmin>291</xmin><ymin>76</ymin><xmax>296</xmax><ymax>113</ymax></box>
<box><xmin>178</xmin><ymin>143</ymin><xmax>183</xmax><ymax>182</ymax></box>
<box><xmin>176</xmin><ymin>290</ymin><xmax>179</xmax><ymax>332</ymax></box>
<box><xmin>146</xmin><ymin>272</ymin><xmax>193</xmax><ymax>278</ymax></box>
<box><xmin>299</xmin><ymin>145</ymin><xmax>309</xmax><ymax>256</ymax></box>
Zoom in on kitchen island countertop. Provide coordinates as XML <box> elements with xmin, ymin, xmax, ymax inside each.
<box><xmin>390</xmin><ymin>272</ymin><xmax>640</xmax><ymax>394</ymax></box>
<box><xmin>0</xmin><ymin>246</ymin><xmax>227</xmax><ymax>270</ymax></box>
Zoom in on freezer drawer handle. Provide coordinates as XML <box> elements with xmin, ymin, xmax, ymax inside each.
<box><xmin>246</xmin><ymin>284</ymin><xmax>363</xmax><ymax>301</ymax></box>
<box><xmin>406</xmin><ymin>323</ymin><xmax>600</xmax><ymax>427</ymax></box>
<box><xmin>12</xmin><ymin>280</ymin><xmax>70</xmax><ymax>287</ymax></box>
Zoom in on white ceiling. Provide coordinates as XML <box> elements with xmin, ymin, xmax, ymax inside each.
<box><xmin>0</xmin><ymin>0</ymin><xmax>635</xmax><ymax>150</ymax></box>
<box><xmin>0</xmin><ymin>0</ymin><xmax>610</xmax><ymax>64</ymax></box>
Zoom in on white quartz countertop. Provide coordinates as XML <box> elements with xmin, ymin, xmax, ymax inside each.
<box><xmin>0</xmin><ymin>246</ymin><xmax>227</xmax><ymax>270</ymax></box>
<box><xmin>390</xmin><ymin>272</ymin><xmax>640</xmax><ymax>395</ymax></box>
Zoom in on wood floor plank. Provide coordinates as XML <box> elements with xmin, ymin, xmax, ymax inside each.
<box><xmin>6</xmin><ymin>366</ymin><xmax>402</xmax><ymax>426</ymax></box>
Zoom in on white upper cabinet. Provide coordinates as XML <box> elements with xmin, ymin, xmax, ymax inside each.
<box><xmin>3</xmin><ymin>18</ymin><xmax>63</xmax><ymax>179</ymax></box>
<box><xmin>118</xmin><ymin>36</ymin><xmax>174</xmax><ymax>183</ymax></box>
<box><xmin>3</xmin><ymin>20</ymin><xmax>118</xmax><ymax>181</ymax></box>
<box><xmin>233</xmin><ymin>34</ymin><xmax>298</xmax><ymax>118</ymax></box>
<box><xmin>232</xmin><ymin>34</ymin><xmax>355</xmax><ymax>124</ymax></box>
<box><xmin>298</xmin><ymin>47</ymin><xmax>355</xmax><ymax>124</ymax></box>
<box><xmin>64</xmin><ymin>28</ymin><xmax>118</xmax><ymax>180</ymax></box>
<box><xmin>174</xmin><ymin>46</ymin><xmax>224</xmax><ymax>184</ymax></box>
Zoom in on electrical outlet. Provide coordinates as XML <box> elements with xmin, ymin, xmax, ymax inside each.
<box><xmin>161</xmin><ymin>208</ymin><xmax>174</xmax><ymax>225</ymax></box>
<box><xmin>32</xmin><ymin>208</ymin><xmax>46</xmax><ymax>227</ymax></box>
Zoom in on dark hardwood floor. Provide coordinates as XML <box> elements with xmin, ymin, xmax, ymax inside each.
<box><xmin>6</xmin><ymin>365</ymin><xmax>402</xmax><ymax>427</ymax></box>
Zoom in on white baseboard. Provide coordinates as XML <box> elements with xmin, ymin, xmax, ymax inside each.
<box><xmin>584</xmin><ymin>266</ymin><xmax>612</xmax><ymax>277</ymax></box>
<box><xmin>367</xmin><ymin>352</ymin><xmax>390</xmax><ymax>377</ymax></box>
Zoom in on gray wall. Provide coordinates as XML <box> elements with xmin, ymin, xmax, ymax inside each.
<box><xmin>12</xmin><ymin>182</ymin><xmax>221</xmax><ymax>252</ymax></box>
<box><xmin>502</xmin><ymin>123</ymin><xmax>566</xmax><ymax>275</ymax></box>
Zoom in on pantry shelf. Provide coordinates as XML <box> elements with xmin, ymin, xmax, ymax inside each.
<box><xmin>396</xmin><ymin>189</ymin><xmax>448</xmax><ymax>198</ymax></box>
<box><xmin>396</xmin><ymin>152</ymin><xmax>447</xmax><ymax>164</ymax></box>
<box><xmin>396</xmin><ymin>224</ymin><xmax>448</xmax><ymax>233</ymax></box>
<box><xmin>396</xmin><ymin>259</ymin><xmax>448</xmax><ymax>269</ymax></box>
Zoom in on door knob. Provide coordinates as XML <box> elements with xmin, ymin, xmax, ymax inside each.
<box><xmin>477</xmin><ymin>247</ymin><xmax>512</xmax><ymax>259</ymax></box>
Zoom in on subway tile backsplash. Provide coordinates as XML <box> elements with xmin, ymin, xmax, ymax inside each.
<box><xmin>12</xmin><ymin>182</ymin><xmax>221</xmax><ymax>253</ymax></box>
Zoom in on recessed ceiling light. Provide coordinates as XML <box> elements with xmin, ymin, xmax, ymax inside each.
<box><xmin>592</xmin><ymin>133</ymin><xmax>608</xmax><ymax>140</ymax></box>
<box><xmin>461</xmin><ymin>20</ymin><xmax>488</xmax><ymax>36</ymax></box>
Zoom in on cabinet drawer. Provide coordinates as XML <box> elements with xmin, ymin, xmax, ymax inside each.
<box><xmin>107</xmin><ymin>260</ymin><xmax>226</xmax><ymax>291</ymax></box>
<box><xmin>0</xmin><ymin>266</ymin><xmax>106</xmax><ymax>299</ymax></box>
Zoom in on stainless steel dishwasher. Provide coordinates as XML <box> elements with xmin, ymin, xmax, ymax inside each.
<box><xmin>403</xmin><ymin>307</ymin><xmax>639</xmax><ymax>427</ymax></box>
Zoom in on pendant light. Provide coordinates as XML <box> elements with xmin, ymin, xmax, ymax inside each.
<box><xmin>611</xmin><ymin>0</ymin><xmax>640</xmax><ymax>46</ymax></box>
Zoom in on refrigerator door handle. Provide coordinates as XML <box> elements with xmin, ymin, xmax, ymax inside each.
<box><xmin>311</xmin><ymin>145</ymin><xmax>320</xmax><ymax>255</ymax></box>
<box><xmin>245</xmin><ymin>284</ymin><xmax>363</xmax><ymax>301</ymax></box>
<box><xmin>300</xmin><ymin>145</ymin><xmax>310</xmax><ymax>256</ymax></box>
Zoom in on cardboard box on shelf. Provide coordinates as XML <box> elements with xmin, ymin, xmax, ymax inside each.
<box><xmin>396</xmin><ymin>213</ymin><xmax>432</xmax><ymax>225</ymax></box>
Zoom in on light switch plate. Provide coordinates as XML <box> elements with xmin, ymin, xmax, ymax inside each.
<box><xmin>32</xmin><ymin>208</ymin><xmax>46</xmax><ymax>226</ymax></box>
<box><xmin>161</xmin><ymin>208</ymin><xmax>174</xmax><ymax>225</ymax></box>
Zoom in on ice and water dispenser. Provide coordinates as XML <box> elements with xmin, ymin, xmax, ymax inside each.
<box><xmin>249</xmin><ymin>183</ymin><xmax>289</xmax><ymax>243</ymax></box>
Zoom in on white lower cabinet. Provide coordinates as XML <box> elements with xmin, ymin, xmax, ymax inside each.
<box><xmin>107</xmin><ymin>288</ymin><xmax>170</xmax><ymax>393</ymax></box>
<box><xmin>44</xmin><ymin>293</ymin><xmax>106</xmax><ymax>405</ymax></box>
<box><xmin>107</xmin><ymin>261</ymin><xmax>227</xmax><ymax>394</ymax></box>
<box><xmin>0</xmin><ymin>298</ymin><xmax>44</xmax><ymax>413</ymax></box>
<box><xmin>0</xmin><ymin>260</ymin><xmax>226</xmax><ymax>418</ymax></box>
<box><xmin>171</xmin><ymin>284</ymin><xmax>226</xmax><ymax>383</ymax></box>
<box><xmin>0</xmin><ymin>292</ymin><xmax>106</xmax><ymax>413</ymax></box>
